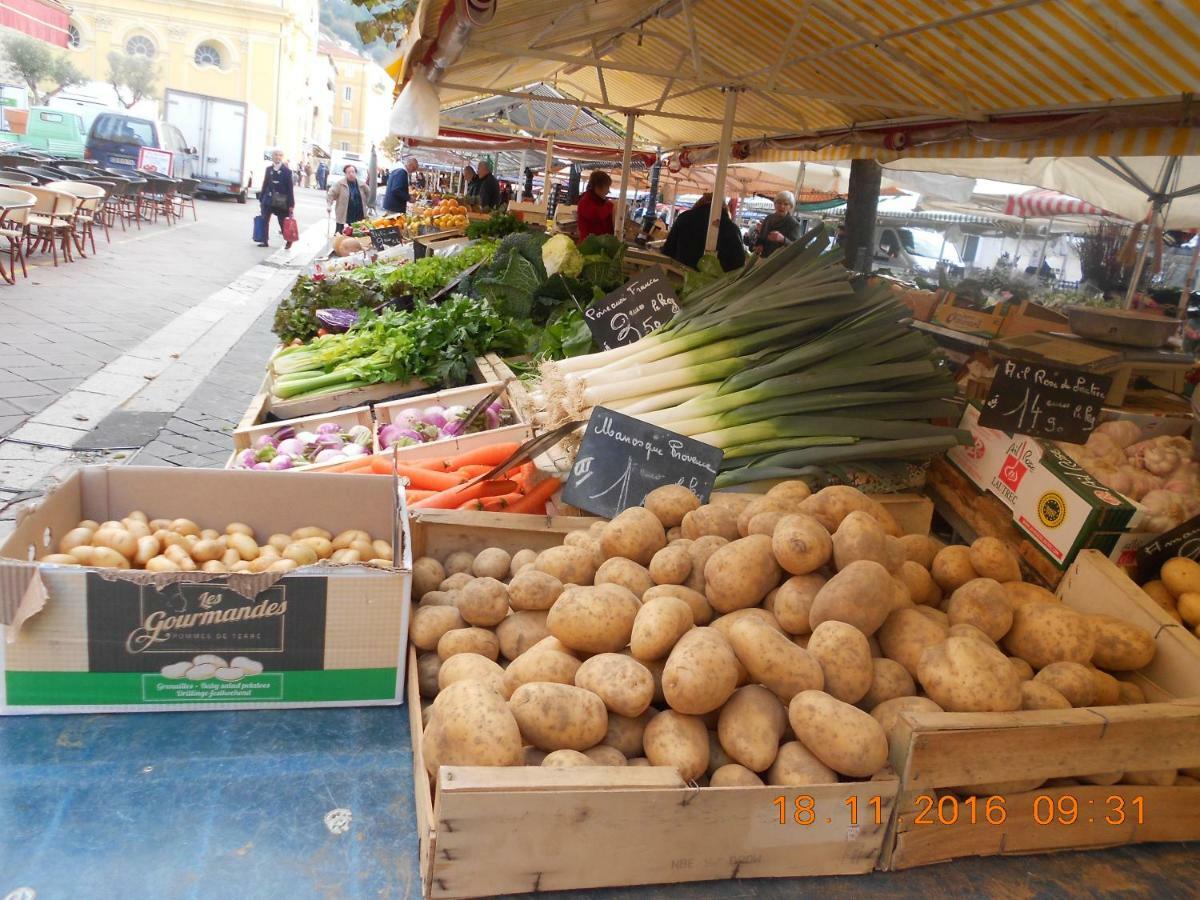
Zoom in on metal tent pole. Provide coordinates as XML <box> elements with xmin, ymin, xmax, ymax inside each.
<box><xmin>705</xmin><ymin>88</ymin><xmax>738</xmax><ymax>254</ymax></box>
<box><xmin>614</xmin><ymin>113</ymin><xmax>636</xmax><ymax>235</ymax></box>
<box><xmin>1125</xmin><ymin>156</ymin><xmax>1179</xmax><ymax>309</ymax></box>
<box><xmin>543</xmin><ymin>135</ymin><xmax>555</xmax><ymax>214</ymax></box>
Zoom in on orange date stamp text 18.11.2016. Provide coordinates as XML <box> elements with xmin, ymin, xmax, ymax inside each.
<box><xmin>909</xmin><ymin>793</ymin><xmax>1146</xmax><ymax>827</ymax></box>
<box><xmin>773</xmin><ymin>795</ymin><xmax>886</xmax><ymax>826</ymax></box>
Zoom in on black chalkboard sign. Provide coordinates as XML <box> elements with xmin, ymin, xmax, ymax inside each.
<box><xmin>561</xmin><ymin>406</ymin><xmax>723</xmax><ymax>518</ymax></box>
<box><xmin>368</xmin><ymin>226</ymin><xmax>403</xmax><ymax>250</ymax></box>
<box><xmin>584</xmin><ymin>268</ymin><xmax>679</xmax><ymax>350</ymax></box>
<box><xmin>1136</xmin><ymin>513</ymin><xmax>1200</xmax><ymax>582</ymax></box>
<box><xmin>978</xmin><ymin>357</ymin><xmax>1112</xmax><ymax>444</ymax></box>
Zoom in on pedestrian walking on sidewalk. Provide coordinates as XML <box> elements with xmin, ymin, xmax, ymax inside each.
<box><xmin>259</xmin><ymin>149</ymin><xmax>296</xmax><ymax>249</ymax></box>
<box><xmin>327</xmin><ymin>164</ymin><xmax>367</xmax><ymax>233</ymax></box>
<box><xmin>316</xmin><ymin>161</ymin><xmax>328</xmax><ymax>191</ymax></box>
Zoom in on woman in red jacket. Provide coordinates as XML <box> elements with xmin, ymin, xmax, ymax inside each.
<box><xmin>576</xmin><ymin>170</ymin><xmax>614</xmax><ymax>242</ymax></box>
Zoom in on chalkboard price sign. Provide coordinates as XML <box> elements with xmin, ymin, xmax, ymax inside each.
<box><xmin>561</xmin><ymin>407</ymin><xmax>723</xmax><ymax>518</ymax></box>
<box><xmin>368</xmin><ymin>226</ymin><xmax>403</xmax><ymax>250</ymax></box>
<box><xmin>978</xmin><ymin>357</ymin><xmax>1112</xmax><ymax>444</ymax></box>
<box><xmin>584</xmin><ymin>267</ymin><xmax>680</xmax><ymax>350</ymax></box>
<box><xmin>1136</xmin><ymin>513</ymin><xmax>1200</xmax><ymax>582</ymax></box>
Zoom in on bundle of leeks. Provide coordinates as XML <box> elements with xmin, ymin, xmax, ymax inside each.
<box><xmin>535</xmin><ymin>227</ymin><xmax>968</xmax><ymax>487</ymax></box>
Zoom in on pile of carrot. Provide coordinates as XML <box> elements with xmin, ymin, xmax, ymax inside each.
<box><xmin>318</xmin><ymin>442</ymin><xmax>562</xmax><ymax>514</ymax></box>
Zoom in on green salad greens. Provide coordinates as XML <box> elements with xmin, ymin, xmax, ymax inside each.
<box><xmin>273</xmin><ymin>276</ymin><xmax>383</xmax><ymax>344</ymax></box>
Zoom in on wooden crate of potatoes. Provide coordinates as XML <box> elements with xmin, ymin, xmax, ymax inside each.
<box><xmin>407</xmin><ymin>503</ymin><xmax>901</xmax><ymax>899</ymax></box>
<box><xmin>883</xmin><ymin>550</ymin><xmax>1200</xmax><ymax>870</ymax></box>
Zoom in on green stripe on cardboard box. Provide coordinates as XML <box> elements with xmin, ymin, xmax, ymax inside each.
<box><xmin>6</xmin><ymin>668</ymin><xmax>398</xmax><ymax>706</ymax></box>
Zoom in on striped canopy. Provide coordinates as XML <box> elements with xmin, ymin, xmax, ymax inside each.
<box><xmin>1003</xmin><ymin>190</ymin><xmax>1107</xmax><ymax>218</ymax></box>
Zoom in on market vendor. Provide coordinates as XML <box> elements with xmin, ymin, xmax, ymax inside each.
<box><xmin>576</xmin><ymin>170</ymin><xmax>615</xmax><ymax>242</ymax></box>
<box><xmin>326</xmin><ymin>164</ymin><xmax>367</xmax><ymax>233</ymax></box>
<box><xmin>463</xmin><ymin>164</ymin><xmax>480</xmax><ymax>202</ymax></box>
<box><xmin>752</xmin><ymin>191</ymin><xmax>802</xmax><ymax>257</ymax></box>
<box><xmin>475</xmin><ymin>159</ymin><xmax>502</xmax><ymax>210</ymax></box>
<box><xmin>662</xmin><ymin>193</ymin><xmax>746</xmax><ymax>272</ymax></box>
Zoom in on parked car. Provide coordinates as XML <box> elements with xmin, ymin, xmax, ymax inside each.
<box><xmin>85</xmin><ymin>110</ymin><xmax>197</xmax><ymax>177</ymax></box>
<box><xmin>874</xmin><ymin>225</ymin><xmax>964</xmax><ymax>278</ymax></box>
<box><xmin>0</xmin><ymin>106</ymin><xmax>86</xmax><ymax>158</ymax></box>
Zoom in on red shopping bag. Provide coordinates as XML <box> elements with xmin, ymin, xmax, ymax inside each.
<box><xmin>282</xmin><ymin>216</ymin><xmax>299</xmax><ymax>243</ymax></box>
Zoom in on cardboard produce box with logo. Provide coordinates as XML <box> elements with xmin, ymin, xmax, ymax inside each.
<box><xmin>0</xmin><ymin>467</ymin><xmax>411</xmax><ymax>715</ymax></box>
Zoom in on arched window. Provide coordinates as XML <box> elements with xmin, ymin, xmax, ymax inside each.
<box><xmin>194</xmin><ymin>43</ymin><xmax>222</xmax><ymax>68</ymax></box>
<box><xmin>67</xmin><ymin>24</ymin><xmax>81</xmax><ymax>49</ymax></box>
<box><xmin>125</xmin><ymin>35</ymin><xmax>156</xmax><ymax>58</ymax></box>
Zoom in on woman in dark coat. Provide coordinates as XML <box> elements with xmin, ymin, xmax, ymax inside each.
<box><xmin>259</xmin><ymin>149</ymin><xmax>296</xmax><ymax>248</ymax></box>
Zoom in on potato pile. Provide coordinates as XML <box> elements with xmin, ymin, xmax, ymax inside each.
<box><xmin>1141</xmin><ymin>557</ymin><xmax>1200</xmax><ymax>635</ymax></box>
<box><xmin>38</xmin><ymin>511</ymin><xmax>393</xmax><ymax>574</ymax></box>
<box><xmin>413</xmin><ymin>483</ymin><xmax>1172</xmax><ymax>789</ymax></box>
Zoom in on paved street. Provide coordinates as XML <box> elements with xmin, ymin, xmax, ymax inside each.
<box><xmin>0</xmin><ymin>186</ymin><xmax>334</xmax><ymax>519</ymax></box>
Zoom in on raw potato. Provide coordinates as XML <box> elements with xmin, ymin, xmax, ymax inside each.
<box><xmin>858</xmin><ymin>658</ymin><xmax>915</xmax><ymax>709</ymax></box>
<box><xmin>945</xmin><ymin>579</ymin><xmax>1014</xmax><ymax>642</ymax></box>
<box><xmin>1034</xmin><ymin>661</ymin><xmax>1095</xmax><ymax>707</ymax></box>
<box><xmin>718</xmin><ymin>685</ymin><xmax>786</xmax><ymax>773</ymax></box>
<box><xmin>1003</xmin><ymin>602</ymin><xmax>1095</xmax><ymax>669</ymax></box>
<box><xmin>495</xmin><ymin>611</ymin><xmax>551</xmax><ymax>661</ymax></box>
<box><xmin>630</xmin><ymin>596</ymin><xmax>694</xmax><ymax>660</ymax></box>
<box><xmin>683</xmin><ymin>534</ymin><xmax>728</xmax><ymax>594</ymax></box>
<box><xmin>444</xmin><ymin>551</ymin><xmax>475</xmax><ymax>575</ymax></box>
<box><xmin>648</xmin><ymin>544</ymin><xmax>692</xmax><ymax>585</ymax></box>
<box><xmin>575</xmin><ymin>653</ymin><xmax>655</xmax><ymax>717</ymax></box>
<box><xmin>441</xmin><ymin>572</ymin><xmax>473</xmax><ymax>592</ymax></box>
<box><xmin>769</xmin><ymin>574</ymin><xmax>825</xmax><ymax>635</ymax></box>
<box><xmin>644</xmin><ymin>484</ymin><xmax>701</xmax><ymax>528</ymax></box>
<box><xmin>711</xmin><ymin>764</ymin><xmax>764</xmax><ymax>787</ymax></box>
<box><xmin>831</xmin><ymin>510</ymin><xmax>889</xmax><ymax>571</ymax></box>
<box><xmin>883</xmin><ymin>536</ymin><xmax>906</xmax><ymax>573</ymax></box>
<box><xmin>437</xmin><ymin>627</ymin><xmax>500</xmax><ymax>662</ymax></box>
<box><xmin>1020</xmin><ymin>680</ymin><xmax>1072</xmax><ymax>710</ymax></box>
<box><xmin>767</xmin><ymin>741</ymin><xmax>837</xmax><ymax>786</ymax></box>
<box><xmin>419</xmin><ymin>590</ymin><xmax>456</xmax><ymax>609</ymax></box>
<box><xmin>604</xmin><ymin>711</ymin><xmax>654</xmax><ymax>758</ymax></box>
<box><xmin>1088</xmin><ymin>666</ymin><xmax>1121</xmax><ymax>706</ymax></box>
<box><xmin>707</xmin><ymin>730</ymin><xmax>733</xmax><ymax>773</ymax></box>
<box><xmin>1161</xmin><ymin>557</ymin><xmax>1200</xmax><ymax>598</ymax></box>
<box><xmin>918</xmin><ymin>637</ymin><xmax>1021</xmax><ymax>712</ymax></box>
<box><xmin>416</xmin><ymin>653</ymin><xmax>441</xmax><ymax>699</ymax></box>
<box><xmin>509</xmin><ymin>683</ymin><xmax>608</xmax><ymax>751</ymax></box>
<box><xmin>503</xmin><ymin>644</ymin><xmax>581</xmax><ymax>696</ymax></box>
<box><xmin>931</xmin><ymin>545</ymin><xmax>977</xmax><ymax>593</ymax></box>
<box><xmin>662</xmin><ymin>627</ymin><xmax>740</xmax><ymax>714</ymax></box>
<box><xmin>472</xmin><ymin>547</ymin><xmax>512</xmax><ymax>580</ymax></box>
<box><xmin>798</xmin><ymin>485</ymin><xmax>899</xmax><ymax>536</ymax></box>
<box><xmin>788</xmin><ymin>690</ymin><xmax>889</xmax><ymax>778</ymax></box>
<box><xmin>766</xmin><ymin>480</ymin><xmax>812</xmax><ymax>504</ymax></box>
<box><xmin>771</xmin><ymin>514</ymin><xmax>833</xmax><ymax>575</ymax></box>
<box><xmin>810</xmin><ymin>560</ymin><xmax>895</xmax><ymax>636</ymax></box>
<box><xmin>601</xmin><ymin>507</ymin><xmax>667</xmax><ymax>566</ymax></box>
<box><xmin>457</xmin><ymin>577</ymin><xmax>510</xmax><ymax>628</ymax></box>
<box><xmin>535</xmin><ymin>545</ymin><xmax>597</xmax><ymax>587</ymax></box>
<box><xmin>897</xmin><ymin>561</ymin><xmax>941</xmax><ymax>607</ymax></box>
<box><xmin>1118</xmin><ymin>680</ymin><xmax>1146</xmax><ymax>705</ymax></box>
<box><xmin>736</xmin><ymin>497</ymin><xmax>785</xmax><ymax>537</ymax></box>
<box><xmin>1001</xmin><ymin>581</ymin><xmax>1059</xmax><ymax>609</ymax></box>
<box><xmin>871</xmin><ymin>696</ymin><xmax>943</xmax><ymax>750</ymax></box>
<box><xmin>595</xmin><ymin>557</ymin><xmax>654</xmax><ymax>599</ymax></box>
<box><xmin>1009</xmin><ymin>657</ymin><xmax>1035</xmax><ymax>681</ymax></box>
<box><xmin>546</xmin><ymin>584</ymin><xmax>639</xmax><ymax>653</ymax></box>
<box><xmin>727</xmin><ymin>618</ymin><xmax>824</xmax><ymax>702</ymax></box>
<box><xmin>806</xmin><ymin>621</ymin><xmax>873</xmax><ymax>704</ymax></box>
<box><xmin>898</xmin><ymin>534</ymin><xmax>943</xmax><ymax>569</ymax></box>
<box><xmin>508</xmin><ymin>570</ymin><xmax>563</xmax><ymax>611</ymax></box>
<box><xmin>423</xmin><ymin>680</ymin><xmax>523</xmax><ymax>774</ymax></box>
<box><xmin>410</xmin><ymin>606</ymin><xmax>465</xmax><ymax>651</ymax></box>
<box><xmin>968</xmin><ymin>537</ymin><xmax>1021</xmax><ymax>583</ymax></box>
<box><xmin>542</xmin><ymin>750</ymin><xmax>595</xmax><ymax>768</ymax></box>
<box><xmin>1180</xmin><ymin>593</ymin><xmax>1200</xmax><ymax>628</ymax></box>
<box><xmin>709</xmin><ymin>608</ymin><xmax>783</xmax><ymax>642</ymax></box>
<box><xmin>681</xmin><ymin>505</ymin><xmax>739</xmax><ymax>542</ymax></box>
<box><xmin>642</xmin><ymin>710</ymin><xmax>709</xmax><ymax>781</ymax></box>
<box><xmin>747</xmin><ymin>511</ymin><xmax>787</xmax><ymax>537</ymax></box>
<box><xmin>948</xmin><ymin>623</ymin><xmax>997</xmax><ymax>647</ymax></box>
<box><xmin>437</xmin><ymin>652</ymin><xmax>506</xmax><ymax>695</ymax></box>
<box><xmin>643</xmin><ymin>584</ymin><xmax>713</xmax><ymax>625</ymax></box>
<box><xmin>584</xmin><ymin>745</ymin><xmax>628</xmax><ymax>766</ymax></box>
<box><xmin>510</xmin><ymin>548</ymin><xmax>537</xmax><ymax>577</ymax></box>
<box><xmin>1088</xmin><ymin>614</ymin><xmax>1156</xmax><ymax>671</ymax></box>
<box><xmin>704</xmin><ymin>535</ymin><xmax>782</xmax><ymax>613</ymax></box>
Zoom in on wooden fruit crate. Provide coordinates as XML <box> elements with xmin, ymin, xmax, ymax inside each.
<box><xmin>408</xmin><ymin>510</ymin><xmax>900</xmax><ymax>899</ymax></box>
<box><xmin>882</xmin><ymin>550</ymin><xmax>1200</xmax><ymax>870</ymax></box>
<box><xmin>931</xmin><ymin>296</ymin><xmax>1067</xmax><ymax>340</ymax></box>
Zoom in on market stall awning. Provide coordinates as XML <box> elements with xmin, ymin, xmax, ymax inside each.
<box><xmin>0</xmin><ymin>0</ymin><xmax>70</xmax><ymax>47</ymax></box>
<box><xmin>391</xmin><ymin>0</ymin><xmax>1200</xmax><ymax>155</ymax></box>
<box><xmin>408</xmin><ymin>125</ymin><xmax>657</xmax><ymax>166</ymax></box>
<box><xmin>1003</xmin><ymin>189</ymin><xmax>1107</xmax><ymax>218</ymax></box>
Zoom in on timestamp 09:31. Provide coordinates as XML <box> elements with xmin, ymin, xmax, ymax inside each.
<box><xmin>909</xmin><ymin>793</ymin><xmax>1146</xmax><ymax>826</ymax></box>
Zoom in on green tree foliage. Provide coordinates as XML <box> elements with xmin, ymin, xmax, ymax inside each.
<box><xmin>107</xmin><ymin>51</ymin><xmax>158</xmax><ymax>109</ymax></box>
<box><xmin>0</xmin><ymin>34</ymin><xmax>86</xmax><ymax>105</ymax></box>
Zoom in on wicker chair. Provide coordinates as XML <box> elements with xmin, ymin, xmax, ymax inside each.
<box><xmin>47</xmin><ymin>180</ymin><xmax>108</xmax><ymax>255</ymax></box>
<box><xmin>24</xmin><ymin>185</ymin><xmax>80</xmax><ymax>265</ymax></box>
<box><xmin>0</xmin><ymin>185</ymin><xmax>36</xmax><ymax>282</ymax></box>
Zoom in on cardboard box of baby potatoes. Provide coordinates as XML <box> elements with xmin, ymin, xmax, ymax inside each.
<box><xmin>0</xmin><ymin>466</ymin><xmax>410</xmax><ymax>714</ymax></box>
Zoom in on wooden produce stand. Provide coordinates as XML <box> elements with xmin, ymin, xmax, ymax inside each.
<box><xmin>883</xmin><ymin>550</ymin><xmax>1200</xmax><ymax>870</ymax></box>
<box><xmin>407</xmin><ymin>510</ymin><xmax>899</xmax><ymax>899</ymax></box>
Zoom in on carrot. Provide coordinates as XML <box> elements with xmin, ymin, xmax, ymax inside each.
<box><xmin>481</xmin><ymin>492</ymin><xmax>525</xmax><ymax>511</ymax></box>
<box><xmin>507</xmin><ymin>477</ymin><xmax>562</xmax><ymax>514</ymax></box>
<box><xmin>403</xmin><ymin>489</ymin><xmax>437</xmax><ymax>502</ymax></box>
<box><xmin>320</xmin><ymin>456</ymin><xmax>375</xmax><ymax>473</ymax></box>
<box><xmin>456</xmin><ymin>464</ymin><xmax>495</xmax><ymax>478</ymax></box>
<box><xmin>411</xmin><ymin>479</ymin><xmax>517</xmax><ymax>510</ymax></box>
<box><xmin>439</xmin><ymin>442</ymin><xmax>522</xmax><ymax>470</ymax></box>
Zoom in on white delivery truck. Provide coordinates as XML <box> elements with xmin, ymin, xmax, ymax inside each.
<box><xmin>164</xmin><ymin>89</ymin><xmax>267</xmax><ymax>203</ymax></box>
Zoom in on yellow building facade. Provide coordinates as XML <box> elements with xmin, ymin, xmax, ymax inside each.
<box><xmin>323</xmin><ymin>39</ymin><xmax>391</xmax><ymax>158</ymax></box>
<box><xmin>63</xmin><ymin>0</ymin><xmax>326</xmax><ymax>161</ymax></box>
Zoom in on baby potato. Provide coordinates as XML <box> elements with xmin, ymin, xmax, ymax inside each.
<box><xmin>190</xmin><ymin>539</ymin><xmax>224</xmax><ymax>564</ymax></box>
<box><xmin>372</xmin><ymin>540</ymin><xmax>393</xmax><ymax>561</ymax></box>
<box><xmin>772</xmin><ymin>513</ymin><xmax>833</xmax><ymax>575</ymax></box>
<box><xmin>122</xmin><ymin>519</ymin><xmax>151</xmax><ymax>540</ymax></box>
<box><xmin>456</xmin><ymin>577</ymin><xmax>510</xmax><ymax>628</ymax></box>
<box><xmin>718</xmin><ymin>685</ymin><xmax>786</xmax><ymax>773</ymax></box>
<box><xmin>300</xmin><ymin>536</ymin><xmax>334</xmax><ymax>559</ymax></box>
<box><xmin>472</xmin><ymin>547</ymin><xmax>511</xmax><ymax>580</ymax></box>
<box><xmin>225</xmin><ymin>522</ymin><xmax>255</xmax><ymax>538</ymax></box>
<box><xmin>163</xmin><ymin>544</ymin><xmax>197</xmax><ymax>571</ymax></box>
<box><xmin>170</xmin><ymin>518</ymin><xmax>201</xmax><ymax>537</ymax></box>
<box><xmin>495</xmin><ymin>610</ymin><xmax>550</xmax><ymax>661</ymax></box>
<box><xmin>643</xmin><ymin>484</ymin><xmax>702</xmax><ymax>529</ymax></box>
<box><xmin>601</xmin><ymin>507</ymin><xmax>667</xmax><ymax>566</ymax></box>
<box><xmin>643</xmin><ymin>710</ymin><xmax>709</xmax><ymax>781</ymax></box>
<box><xmin>198</xmin><ymin>528</ymin><xmax>220</xmax><ymax>542</ymax></box>
<box><xmin>331</xmin><ymin>529</ymin><xmax>370</xmax><ymax>550</ymax></box>
<box><xmin>282</xmin><ymin>542</ymin><xmax>318</xmax><ymax>567</ymax></box>
<box><xmin>918</xmin><ymin>636</ymin><xmax>1021</xmax><ymax>712</ymax></box>
<box><xmin>630</xmin><ymin>595</ymin><xmax>694</xmax><ymax>661</ymax></box>
<box><xmin>94</xmin><ymin>528</ymin><xmax>137</xmax><ymax>561</ymax></box>
<box><xmin>330</xmin><ymin>548</ymin><xmax>363</xmax><ymax>565</ymax></box>
<box><xmin>228</xmin><ymin>533</ymin><xmax>260</xmax><ymax>562</ymax></box>
<box><xmin>509</xmin><ymin>682</ymin><xmax>608</xmax><ymax>751</ymax></box>
<box><xmin>437</xmin><ymin>626</ymin><xmax>500</xmax><ymax>662</ymax></box>
<box><xmin>662</xmin><ymin>627</ymin><xmax>740</xmax><ymax>714</ymax></box>
<box><xmin>267</xmin><ymin>559</ymin><xmax>299</xmax><ymax>574</ymax></box>
<box><xmin>143</xmin><ymin>555</ymin><xmax>180</xmax><ymax>572</ymax></box>
<box><xmin>648</xmin><ymin>543</ymin><xmax>692</xmax><ymax>586</ymax></box>
<box><xmin>267</xmin><ymin>533</ymin><xmax>293</xmax><ymax>553</ymax></box>
<box><xmin>221</xmin><ymin>547</ymin><xmax>242</xmax><ymax>568</ymax></box>
<box><xmin>66</xmin><ymin>546</ymin><xmax>97</xmax><ymax>565</ymax></box>
<box><xmin>201</xmin><ymin>560</ymin><xmax>229</xmax><ymax>574</ymax></box>
<box><xmin>58</xmin><ymin>526</ymin><xmax>95</xmax><ymax>554</ymax></box>
<box><xmin>806</xmin><ymin>621</ymin><xmax>874</xmax><ymax>704</ymax></box>
<box><xmin>575</xmin><ymin>653</ymin><xmax>655</xmax><ymax>717</ymax></box>
<box><xmin>39</xmin><ymin>553</ymin><xmax>80</xmax><ymax>565</ymax></box>
<box><xmin>858</xmin><ymin>658</ymin><xmax>916</xmax><ymax>709</ymax></box>
<box><xmin>290</xmin><ymin>526</ymin><xmax>331</xmax><ymax>542</ymax></box>
<box><xmin>134</xmin><ymin>535</ymin><xmax>162</xmax><ymax>567</ymax></box>
<box><xmin>1161</xmin><ymin>557</ymin><xmax>1200</xmax><ymax>598</ymax></box>
<box><xmin>788</xmin><ymin>690</ymin><xmax>889</xmax><ymax>778</ymax></box>
<box><xmin>595</xmin><ymin>557</ymin><xmax>654</xmax><ymax>600</ymax></box>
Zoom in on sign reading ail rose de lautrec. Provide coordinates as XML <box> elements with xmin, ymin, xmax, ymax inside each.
<box><xmin>978</xmin><ymin>356</ymin><xmax>1112</xmax><ymax>445</ymax></box>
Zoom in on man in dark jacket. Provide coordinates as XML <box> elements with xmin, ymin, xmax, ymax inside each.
<box><xmin>384</xmin><ymin>155</ymin><xmax>419</xmax><ymax>213</ymax></box>
<box><xmin>259</xmin><ymin>149</ymin><xmax>296</xmax><ymax>248</ymax></box>
<box><xmin>662</xmin><ymin>193</ymin><xmax>745</xmax><ymax>272</ymax></box>
<box><xmin>475</xmin><ymin>159</ymin><xmax>501</xmax><ymax>210</ymax></box>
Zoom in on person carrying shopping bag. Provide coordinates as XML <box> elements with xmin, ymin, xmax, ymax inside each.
<box><xmin>258</xmin><ymin>149</ymin><xmax>296</xmax><ymax>249</ymax></box>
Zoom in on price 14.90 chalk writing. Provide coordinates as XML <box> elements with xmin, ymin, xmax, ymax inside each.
<box><xmin>978</xmin><ymin>357</ymin><xmax>1112</xmax><ymax>445</ymax></box>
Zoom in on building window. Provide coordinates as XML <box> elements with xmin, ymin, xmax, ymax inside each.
<box><xmin>67</xmin><ymin>24</ymin><xmax>80</xmax><ymax>49</ymax></box>
<box><xmin>194</xmin><ymin>43</ymin><xmax>222</xmax><ymax>68</ymax></box>
<box><xmin>340</xmin><ymin>141</ymin><xmax>349</xmax><ymax>151</ymax></box>
<box><xmin>343</xmin><ymin>86</ymin><xmax>352</xmax><ymax>102</ymax></box>
<box><xmin>341</xmin><ymin>110</ymin><xmax>351</xmax><ymax>127</ymax></box>
<box><xmin>125</xmin><ymin>35</ymin><xmax>156</xmax><ymax>58</ymax></box>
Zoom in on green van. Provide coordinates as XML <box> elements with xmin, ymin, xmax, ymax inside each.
<box><xmin>0</xmin><ymin>106</ymin><xmax>86</xmax><ymax>158</ymax></box>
